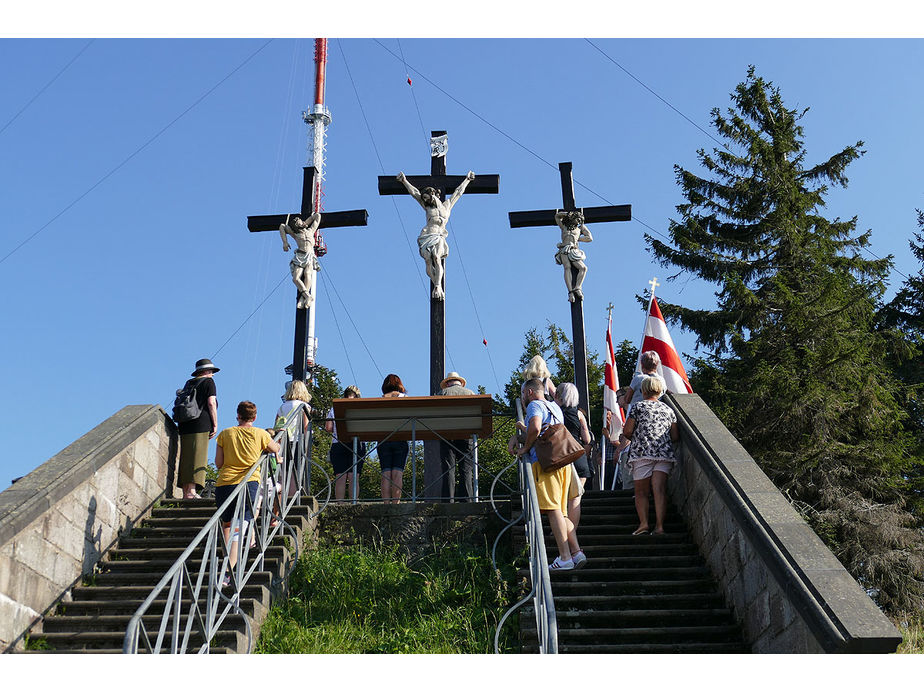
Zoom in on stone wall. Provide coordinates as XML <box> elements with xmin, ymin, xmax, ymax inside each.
<box><xmin>0</xmin><ymin>405</ymin><xmax>177</xmax><ymax>651</ymax></box>
<box><xmin>666</xmin><ymin>394</ymin><xmax>902</xmax><ymax>653</ymax></box>
<box><xmin>319</xmin><ymin>501</ymin><xmax>511</xmax><ymax>559</ymax></box>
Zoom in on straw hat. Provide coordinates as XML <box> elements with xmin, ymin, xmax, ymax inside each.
<box><xmin>440</xmin><ymin>372</ymin><xmax>466</xmax><ymax>389</ymax></box>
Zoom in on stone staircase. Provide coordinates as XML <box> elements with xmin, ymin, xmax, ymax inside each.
<box><xmin>518</xmin><ymin>489</ymin><xmax>750</xmax><ymax>653</ymax></box>
<box><xmin>31</xmin><ymin>496</ymin><xmax>318</xmax><ymax>653</ymax></box>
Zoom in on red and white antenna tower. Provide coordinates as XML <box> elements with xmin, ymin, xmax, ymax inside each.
<box><xmin>303</xmin><ymin>38</ymin><xmax>331</xmax><ymax>213</ymax></box>
<box><xmin>302</xmin><ymin>38</ymin><xmax>332</xmax><ymax>368</ymax></box>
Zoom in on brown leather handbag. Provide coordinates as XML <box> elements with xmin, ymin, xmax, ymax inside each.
<box><xmin>533</xmin><ymin>402</ymin><xmax>586</xmax><ymax>472</ymax></box>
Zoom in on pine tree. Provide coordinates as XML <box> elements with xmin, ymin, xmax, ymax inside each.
<box><xmin>880</xmin><ymin>212</ymin><xmax>924</xmax><ymax>510</ymax></box>
<box><xmin>648</xmin><ymin>67</ymin><xmax>924</xmax><ymax>614</ymax></box>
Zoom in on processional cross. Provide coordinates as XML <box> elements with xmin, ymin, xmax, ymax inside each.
<box><xmin>247</xmin><ymin>166</ymin><xmax>368</xmax><ymax>382</ymax></box>
<box><xmin>509</xmin><ymin>161</ymin><xmax>632</xmax><ymax>415</ymax></box>
<box><xmin>378</xmin><ymin>131</ymin><xmax>499</xmax><ymax>499</ymax></box>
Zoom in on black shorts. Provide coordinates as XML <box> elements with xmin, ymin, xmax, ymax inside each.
<box><xmin>214</xmin><ymin>481</ymin><xmax>259</xmax><ymax>523</ymax></box>
<box><xmin>377</xmin><ymin>440</ymin><xmax>409</xmax><ymax>472</ymax></box>
<box><xmin>330</xmin><ymin>441</ymin><xmax>366</xmax><ymax>475</ymax></box>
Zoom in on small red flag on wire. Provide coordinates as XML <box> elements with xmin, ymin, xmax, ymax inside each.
<box><xmin>407</xmin><ymin>77</ymin><xmax>412</xmax><ymax>86</ymax></box>
<box><xmin>483</xmin><ymin>338</ymin><xmax>488</xmax><ymax>346</ymax></box>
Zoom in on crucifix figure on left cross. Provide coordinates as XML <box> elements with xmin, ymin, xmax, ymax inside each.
<box><xmin>248</xmin><ymin>165</ymin><xmax>368</xmax><ymax>382</ymax></box>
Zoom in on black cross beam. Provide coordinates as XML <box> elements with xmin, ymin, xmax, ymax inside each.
<box><xmin>508</xmin><ymin>161</ymin><xmax>632</xmax><ymax>417</ymax></box>
<box><xmin>248</xmin><ymin>166</ymin><xmax>368</xmax><ymax>383</ymax></box>
<box><xmin>379</xmin><ymin>130</ymin><xmax>499</xmax><ymax>501</ymax></box>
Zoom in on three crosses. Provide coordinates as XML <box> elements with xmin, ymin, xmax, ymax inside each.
<box><xmin>247</xmin><ymin>132</ymin><xmax>632</xmax><ymax>406</ymax></box>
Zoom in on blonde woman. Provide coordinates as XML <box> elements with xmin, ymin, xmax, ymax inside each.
<box><xmin>622</xmin><ymin>376</ymin><xmax>679</xmax><ymax>535</ymax></box>
<box><xmin>522</xmin><ymin>354</ymin><xmax>556</xmax><ymax>401</ymax></box>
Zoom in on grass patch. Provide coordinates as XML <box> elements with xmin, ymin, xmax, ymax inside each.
<box><xmin>255</xmin><ymin>539</ymin><xmax>519</xmax><ymax>653</ymax></box>
<box><xmin>896</xmin><ymin>617</ymin><xmax>924</xmax><ymax>653</ymax></box>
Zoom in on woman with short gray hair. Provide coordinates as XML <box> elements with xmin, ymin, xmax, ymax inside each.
<box><xmin>624</xmin><ymin>350</ymin><xmax>666</xmax><ymax>408</ymax></box>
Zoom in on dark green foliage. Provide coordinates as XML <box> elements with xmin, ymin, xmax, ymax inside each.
<box><xmin>255</xmin><ymin>539</ymin><xmax>517</xmax><ymax>653</ymax></box>
<box><xmin>879</xmin><ymin>212</ymin><xmax>924</xmax><ymax>512</ymax></box>
<box><xmin>649</xmin><ymin>67</ymin><xmax>924</xmax><ymax>614</ymax></box>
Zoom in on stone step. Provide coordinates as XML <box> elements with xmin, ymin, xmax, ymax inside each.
<box><xmin>521</xmin><ymin>641</ymin><xmax>751</xmax><ymax>654</ymax></box>
<box><xmin>521</xmin><ymin>565</ymin><xmax>711</xmax><ymax>582</ymax></box>
<box><xmin>106</xmin><ymin>544</ymin><xmax>290</xmax><ymax>563</ymax></box>
<box><xmin>527</xmin><ymin>607</ymin><xmax>738</xmax><ymax>629</ymax></box>
<box><xmin>96</xmin><ymin>556</ymin><xmax>287</xmax><ymax>577</ymax></box>
<box><xmin>55</xmin><ymin>597</ymin><xmax>264</xmax><ymax>617</ymax></box>
<box><xmin>550</xmin><ymin>593</ymin><xmax>727</xmax><ymax>610</ymax></box>
<box><xmin>540</xmin><ymin>555</ymin><xmax>705</xmax><ymax>569</ymax></box>
<box><xmin>71</xmin><ymin>582</ymin><xmax>270</xmax><ymax>603</ymax></box>
<box><xmin>42</xmin><ymin>611</ymin><xmax>248</xmax><ymax>634</ymax></box>
<box><xmin>541</xmin><ymin>578</ymin><xmax>717</xmax><ymax>597</ymax></box>
<box><xmin>112</xmin><ymin>534</ymin><xmax>293</xmax><ymax>553</ymax></box>
<box><xmin>35</xmin><ymin>627</ymin><xmax>248</xmax><ymax>652</ymax></box>
<box><xmin>522</xmin><ymin>624</ymin><xmax>744</xmax><ymax>645</ymax></box>
<box><xmin>91</xmin><ymin>570</ymin><xmax>275</xmax><ymax>588</ymax></box>
<box><xmin>517</xmin><ymin>541</ymin><xmax>698</xmax><ymax>557</ymax></box>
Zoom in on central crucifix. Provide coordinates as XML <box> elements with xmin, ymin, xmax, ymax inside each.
<box><xmin>509</xmin><ymin>161</ymin><xmax>631</xmax><ymax>416</ymax></box>
<box><xmin>378</xmin><ymin>131</ymin><xmax>499</xmax><ymax>498</ymax></box>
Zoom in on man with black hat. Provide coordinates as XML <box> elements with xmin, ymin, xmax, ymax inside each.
<box><xmin>177</xmin><ymin>358</ymin><xmax>219</xmax><ymax>499</ymax></box>
<box><xmin>438</xmin><ymin>371</ymin><xmax>475</xmax><ymax>501</ymax></box>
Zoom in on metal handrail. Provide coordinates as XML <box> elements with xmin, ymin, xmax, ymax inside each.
<box><xmin>493</xmin><ymin>400</ymin><xmax>558</xmax><ymax>654</ymax></box>
<box><xmin>123</xmin><ymin>403</ymin><xmax>328</xmax><ymax>653</ymax></box>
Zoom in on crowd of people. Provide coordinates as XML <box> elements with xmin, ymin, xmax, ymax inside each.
<box><xmin>173</xmin><ymin>348</ymin><xmax>681</xmax><ymax>578</ymax></box>
<box><xmin>173</xmin><ymin>360</ymin><xmax>482</xmax><ymax>511</ymax></box>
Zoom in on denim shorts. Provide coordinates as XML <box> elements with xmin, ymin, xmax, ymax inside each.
<box><xmin>377</xmin><ymin>440</ymin><xmax>409</xmax><ymax>471</ymax></box>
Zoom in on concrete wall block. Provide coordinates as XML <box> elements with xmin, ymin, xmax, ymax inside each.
<box><xmin>132</xmin><ymin>435</ymin><xmax>160</xmax><ymax>477</ymax></box>
<box><xmin>0</xmin><ymin>592</ymin><xmax>41</xmax><ymax>650</ymax></box>
<box><xmin>746</xmin><ymin>588</ymin><xmax>771</xmax><ymax>638</ymax></box>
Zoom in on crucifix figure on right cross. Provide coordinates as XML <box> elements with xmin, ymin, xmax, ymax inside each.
<box><xmin>554</xmin><ymin>208</ymin><xmax>593</xmax><ymax>302</ymax></box>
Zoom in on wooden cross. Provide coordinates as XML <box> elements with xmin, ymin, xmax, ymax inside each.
<box><xmin>377</xmin><ymin>131</ymin><xmax>499</xmax><ymax>398</ymax></box>
<box><xmin>378</xmin><ymin>130</ymin><xmax>499</xmax><ymax>500</ymax></box>
<box><xmin>247</xmin><ymin>166</ymin><xmax>368</xmax><ymax>382</ymax></box>
<box><xmin>509</xmin><ymin>161</ymin><xmax>632</xmax><ymax>415</ymax></box>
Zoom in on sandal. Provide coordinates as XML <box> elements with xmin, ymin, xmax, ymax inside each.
<box><xmin>632</xmin><ymin>527</ymin><xmax>650</xmax><ymax>536</ymax></box>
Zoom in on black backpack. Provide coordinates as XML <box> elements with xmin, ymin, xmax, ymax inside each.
<box><xmin>172</xmin><ymin>380</ymin><xmax>202</xmax><ymax>423</ymax></box>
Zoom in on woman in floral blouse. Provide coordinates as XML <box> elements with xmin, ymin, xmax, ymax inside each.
<box><xmin>622</xmin><ymin>375</ymin><xmax>679</xmax><ymax>536</ymax></box>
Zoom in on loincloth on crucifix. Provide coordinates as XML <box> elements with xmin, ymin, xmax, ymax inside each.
<box><xmin>290</xmin><ymin>249</ymin><xmax>319</xmax><ymax>272</ymax></box>
<box><xmin>555</xmin><ymin>242</ymin><xmax>587</xmax><ymax>265</ymax></box>
<box><xmin>418</xmin><ymin>231</ymin><xmax>449</xmax><ymax>259</ymax></box>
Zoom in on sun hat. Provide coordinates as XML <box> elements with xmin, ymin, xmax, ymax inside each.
<box><xmin>192</xmin><ymin>358</ymin><xmax>220</xmax><ymax>376</ymax></box>
<box><xmin>440</xmin><ymin>372</ymin><xmax>466</xmax><ymax>389</ymax></box>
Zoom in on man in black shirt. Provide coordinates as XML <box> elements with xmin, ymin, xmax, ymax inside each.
<box><xmin>177</xmin><ymin>358</ymin><xmax>219</xmax><ymax>499</ymax></box>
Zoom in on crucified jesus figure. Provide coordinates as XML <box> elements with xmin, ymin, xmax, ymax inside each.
<box><xmin>397</xmin><ymin>170</ymin><xmax>475</xmax><ymax>300</ymax></box>
<box><xmin>554</xmin><ymin>209</ymin><xmax>593</xmax><ymax>302</ymax></box>
<box><xmin>279</xmin><ymin>212</ymin><xmax>321</xmax><ymax>309</ymax></box>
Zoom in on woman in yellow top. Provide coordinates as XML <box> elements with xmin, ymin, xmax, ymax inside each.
<box><xmin>215</xmin><ymin>401</ymin><xmax>280</xmax><ymax>576</ymax></box>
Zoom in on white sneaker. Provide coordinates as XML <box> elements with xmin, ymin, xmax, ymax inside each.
<box><xmin>572</xmin><ymin>550</ymin><xmax>587</xmax><ymax>569</ymax></box>
<box><xmin>549</xmin><ymin>556</ymin><xmax>574</xmax><ymax>571</ymax></box>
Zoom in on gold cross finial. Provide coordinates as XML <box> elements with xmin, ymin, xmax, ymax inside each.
<box><xmin>648</xmin><ymin>277</ymin><xmax>660</xmax><ymax>293</ymax></box>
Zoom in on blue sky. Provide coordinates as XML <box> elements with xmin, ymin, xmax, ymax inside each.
<box><xmin>2</xmin><ymin>12</ymin><xmax>923</xmax><ymax>490</ymax></box>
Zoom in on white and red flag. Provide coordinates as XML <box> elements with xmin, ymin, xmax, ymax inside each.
<box><xmin>603</xmin><ymin>313</ymin><xmax>624</xmax><ymax>439</ymax></box>
<box><xmin>640</xmin><ymin>295</ymin><xmax>693</xmax><ymax>394</ymax></box>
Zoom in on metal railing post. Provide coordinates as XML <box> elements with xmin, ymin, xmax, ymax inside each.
<box><xmin>352</xmin><ymin>435</ymin><xmax>359</xmax><ymax>504</ymax></box>
<box><xmin>410</xmin><ymin>418</ymin><xmax>417</xmax><ymax>503</ymax></box>
<box><xmin>472</xmin><ymin>434</ymin><xmax>479</xmax><ymax>502</ymax></box>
